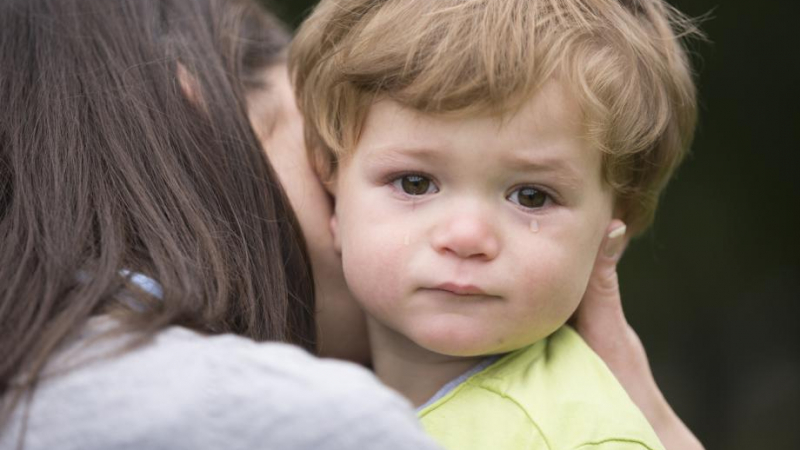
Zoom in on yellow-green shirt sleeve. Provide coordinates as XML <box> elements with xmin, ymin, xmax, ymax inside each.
<box><xmin>418</xmin><ymin>326</ymin><xmax>664</xmax><ymax>450</ymax></box>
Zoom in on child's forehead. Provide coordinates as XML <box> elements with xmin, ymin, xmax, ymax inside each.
<box><xmin>357</xmin><ymin>80</ymin><xmax>587</xmax><ymax>154</ymax></box>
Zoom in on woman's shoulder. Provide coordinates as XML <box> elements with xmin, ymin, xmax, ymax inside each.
<box><xmin>2</xmin><ymin>322</ymin><xmax>440</xmax><ymax>450</ymax></box>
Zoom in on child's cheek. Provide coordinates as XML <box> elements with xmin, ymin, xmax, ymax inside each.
<box><xmin>338</xmin><ymin>201</ymin><xmax>410</xmax><ymax>317</ymax></box>
<box><xmin>501</xmin><ymin>237</ymin><xmax>588</xmax><ymax>335</ymax></box>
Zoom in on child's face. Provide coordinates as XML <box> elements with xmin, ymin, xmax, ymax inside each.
<box><xmin>332</xmin><ymin>80</ymin><xmax>615</xmax><ymax>356</ymax></box>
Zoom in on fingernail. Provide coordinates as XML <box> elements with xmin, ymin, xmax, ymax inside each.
<box><xmin>608</xmin><ymin>225</ymin><xmax>626</xmax><ymax>240</ymax></box>
<box><xmin>604</xmin><ymin>224</ymin><xmax>627</xmax><ymax>259</ymax></box>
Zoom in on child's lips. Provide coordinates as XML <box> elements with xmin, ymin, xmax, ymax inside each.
<box><xmin>428</xmin><ymin>282</ymin><xmax>496</xmax><ymax>297</ymax></box>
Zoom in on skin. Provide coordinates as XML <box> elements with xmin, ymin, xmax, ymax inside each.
<box><xmin>330</xmin><ymin>80</ymin><xmax>615</xmax><ymax>405</ymax></box>
<box><xmin>574</xmin><ymin>229</ymin><xmax>705</xmax><ymax>450</ymax></box>
<box><xmin>249</xmin><ymin>66</ymin><xmax>704</xmax><ymax>450</ymax></box>
<box><xmin>249</xmin><ymin>66</ymin><xmax>370</xmax><ymax>364</ymax></box>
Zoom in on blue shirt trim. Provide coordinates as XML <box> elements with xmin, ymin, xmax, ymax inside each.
<box><xmin>119</xmin><ymin>269</ymin><xmax>163</xmax><ymax>299</ymax></box>
<box><xmin>416</xmin><ymin>355</ymin><xmax>501</xmax><ymax>412</ymax></box>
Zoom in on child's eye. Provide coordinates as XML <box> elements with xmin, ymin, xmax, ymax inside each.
<box><xmin>392</xmin><ymin>174</ymin><xmax>439</xmax><ymax>196</ymax></box>
<box><xmin>507</xmin><ymin>186</ymin><xmax>549</xmax><ymax>209</ymax></box>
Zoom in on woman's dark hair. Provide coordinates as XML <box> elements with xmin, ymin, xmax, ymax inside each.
<box><xmin>0</xmin><ymin>0</ymin><xmax>314</xmax><ymax>420</ymax></box>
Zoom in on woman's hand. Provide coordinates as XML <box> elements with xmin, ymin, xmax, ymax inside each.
<box><xmin>571</xmin><ymin>220</ymin><xmax>704</xmax><ymax>450</ymax></box>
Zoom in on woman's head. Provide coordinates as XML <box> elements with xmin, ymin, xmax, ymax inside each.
<box><xmin>0</xmin><ymin>0</ymin><xmax>314</xmax><ymax>405</ymax></box>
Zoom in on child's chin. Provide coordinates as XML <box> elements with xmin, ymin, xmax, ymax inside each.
<box><xmin>409</xmin><ymin>327</ymin><xmax>517</xmax><ymax>358</ymax></box>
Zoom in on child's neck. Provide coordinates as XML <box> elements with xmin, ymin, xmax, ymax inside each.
<box><xmin>367</xmin><ymin>318</ymin><xmax>486</xmax><ymax>408</ymax></box>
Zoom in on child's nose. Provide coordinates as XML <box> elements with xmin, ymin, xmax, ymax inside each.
<box><xmin>430</xmin><ymin>212</ymin><xmax>500</xmax><ymax>261</ymax></box>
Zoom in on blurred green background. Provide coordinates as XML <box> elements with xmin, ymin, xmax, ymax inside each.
<box><xmin>266</xmin><ymin>0</ymin><xmax>800</xmax><ymax>448</ymax></box>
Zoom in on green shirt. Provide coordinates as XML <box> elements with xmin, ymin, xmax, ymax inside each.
<box><xmin>418</xmin><ymin>326</ymin><xmax>664</xmax><ymax>450</ymax></box>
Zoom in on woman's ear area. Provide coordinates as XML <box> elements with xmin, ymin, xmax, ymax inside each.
<box><xmin>176</xmin><ymin>62</ymin><xmax>206</xmax><ymax>109</ymax></box>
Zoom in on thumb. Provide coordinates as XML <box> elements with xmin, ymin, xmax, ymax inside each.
<box><xmin>594</xmin><ymin>219</ymin><xmax>628</xmax><ymax>290</ymax></box>
<box><xmin>603</xmin><ymin>220</ymin><xmax>628</xmax><ymax>262</ymax></box>
<box><xmin>571</xmin><ymin>220</ymin><xmax>629</xmax><ymax>329</ymax></box>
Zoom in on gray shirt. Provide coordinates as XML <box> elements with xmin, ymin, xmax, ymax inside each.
<box><xmin>0</xmin><ymin>319</ymin><xmax>441</xmax><ymax>450</ymax></box>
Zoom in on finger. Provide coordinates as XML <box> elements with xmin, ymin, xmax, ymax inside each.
<box><xmin>571</xmin><ymin>220</ymin><xmax>628</xmax><ymax>327</ymax></box>
<box><xmin>591</xmin><ymin>219</ymin><xmax>628</xmax><ymax>295</ymax></box>
<box><xmin>603</xmin><ymin>220</ymin><xmax>628</xmax><ymax>261</ymax></box>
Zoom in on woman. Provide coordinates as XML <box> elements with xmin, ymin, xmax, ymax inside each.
<box><xmin>0</xmin><ymin>0</ymin><xmax>701</xmax><ymax>448</ymax></box>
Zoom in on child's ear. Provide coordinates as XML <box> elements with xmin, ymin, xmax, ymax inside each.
<box><xmin>323</xmin><ymin>170</ymin><xmax>339</xmax><ymax>196</ymax></box>
<box><xmin>324</xmin><ymin>169</ymin><xmax>340</xmax><ymax>253</ymax></box>
<box><xmin>330</xmin><ymin>213</ymin><xmax>342</xmax><ymax>254</ymax></box>
<box><xmin>611</xmin><ymin>196</ymin><xmax>627</xmax><ymax>222</ymax></box>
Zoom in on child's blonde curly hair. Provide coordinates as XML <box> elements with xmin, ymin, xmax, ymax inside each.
<box><xmin>290</xmin><ymin>0</ymin><xmax>701</xmax><ymax>235</ymax></box>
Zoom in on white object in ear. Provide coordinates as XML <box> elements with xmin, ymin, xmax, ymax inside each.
<box><xmin>529</xmin><ymin>220</ymin><xmax>540</xmax><ymax>233</ymax></box>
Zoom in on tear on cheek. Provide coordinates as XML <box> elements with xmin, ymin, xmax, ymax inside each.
<box><xmin>403</xmin><ymin>232</ymin><xmax>410</xmax><ymax>246</ymax></box>
<box><xmin>529</xmin><ymin>220</ymin><xmax>540</xmax><ymax>233</ymax></box>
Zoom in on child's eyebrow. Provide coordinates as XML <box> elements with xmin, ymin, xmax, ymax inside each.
<box><xmin>360</xmin><ymin>145</ymin><xmax>446</xmax><ymax>166</ymax></box>
<box><xmin>502</xmin><ymin>154</ymin><xmax>584</xmax><ymax>187</ymax></box>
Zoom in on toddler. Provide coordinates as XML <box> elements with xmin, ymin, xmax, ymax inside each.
<box><xmin>290</xmin><ymin>0</ymin><xmax>698</xmax><ymax>448</ymax></box>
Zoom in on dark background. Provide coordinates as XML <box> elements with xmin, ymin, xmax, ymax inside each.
<box><xmin>267</xmin><ymin>1</ymin><xmax>800</xmax><ymax>448</ymax></box>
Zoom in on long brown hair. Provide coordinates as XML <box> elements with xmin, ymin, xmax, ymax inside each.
<box><xmin>0</xmin><ymin>0</ymin><xmax>314</xmax><ymax>420</ymax></box>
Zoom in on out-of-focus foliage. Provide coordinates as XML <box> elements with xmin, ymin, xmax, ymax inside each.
<box><xmin>265</xmin><ymin>0</ymin><xmax>800</xmax><ymax>448</ymax></box>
